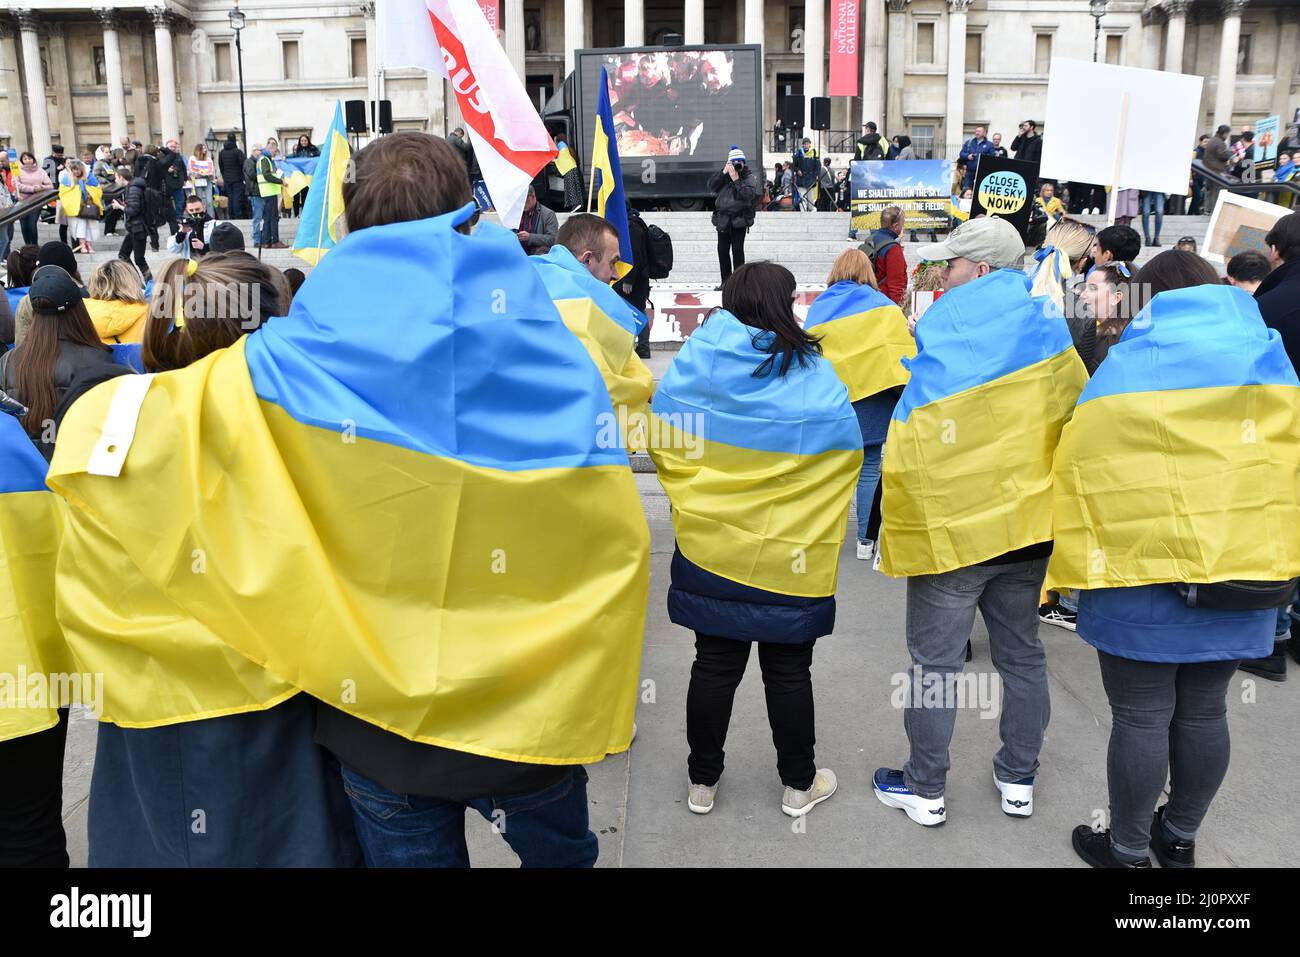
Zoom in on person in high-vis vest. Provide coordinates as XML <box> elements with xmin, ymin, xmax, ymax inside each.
<box><xmin>256</xmin><ymin>137</ymin><xmax>285</xmax><ymax>248</ymax></box>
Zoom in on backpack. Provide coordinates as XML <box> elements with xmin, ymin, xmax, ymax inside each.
<box><xmin>856</xmin><ymin>232</ymin><xmax>898</xmax><ymax>264</ymax></box>
<box><xmin>646</xmin><ymin>223</ymin><xmax>674</xmax><ymax>279</ymax></box>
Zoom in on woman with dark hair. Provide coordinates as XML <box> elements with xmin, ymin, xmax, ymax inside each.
<box><xmin>1082</xmin><ymin>260</ymin><xmax>1137</xmax><ymax>369</ymax></box>
<box><xmin>14</xmin><ymin>151</ymin><xmax>52</xmax><ymax>247</ymax></box>
<box><xmin>649</xmin><ymin>260</ymin><xmax>862</xmax><ymax>819</ymax></box>
<box><xmin>282</xmin><ymin>266</ymin><xmax>307</xmax><ymax>303</ymax></box>
<box><xmin>6</xmin><ymin>245</ymin><xmax>40</xmax><ymax>322</ymax></box>
<box><xmin>1058</xmin><ymin>249</ymin><xmax>1300</xmax><ymax>867</ymax></box>
<box><xmin>0</xmin><ymin>266</ymin><xmax>129</xmax><ymax>460</ymax></box>
<box><xmin>892</xmin><ymin>134</ymin><xmax>916</xmax><ymax>161</ymax></box>
<box><xmin>291</xmin><ymin>134</ymin><xmax>320</xmax><ymax>217</ymax></box>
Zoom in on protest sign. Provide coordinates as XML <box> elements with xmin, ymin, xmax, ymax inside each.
<box><xmin>1203</xmin><ymin>190</ymin><xmax>1289</xmax><ymax>264</ymax></box>
<box><xmin>849</xmin><ymin>159</ymin><xmax>953</xmax><ymax>235</ymax></box>
<box><xmin>970</xmin><ymin>156</ymin><xmax>1039</xmax><ymax>243</ymax></box>
<box><xmin>1254</xmin><ymin>115</ymin><xmax>1280</xmax><ymax>165</ymax></box>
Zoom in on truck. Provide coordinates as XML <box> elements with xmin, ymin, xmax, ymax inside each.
<box><xmin>540</xmin><ymin>43</ymin><xmax>764</xmax><ymax>211</ymax></box>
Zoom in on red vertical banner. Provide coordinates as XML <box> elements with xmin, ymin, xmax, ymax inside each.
<box><xmin>828</xmin><ymin>0</ymin><xmax>860</xmax><ymax>97</ymax></box>
<box><xmin>477</xmin><ymin>0</ymin><xmax>500</xmax><ymax>35</ymax></box>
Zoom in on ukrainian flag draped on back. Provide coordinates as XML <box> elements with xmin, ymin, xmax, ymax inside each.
<box><xmin>1049</xmin><ymin>284</ymin><xmax>1300</xmax><ymax>590</ymax></box>
<box><xmin>0</xmin><ymin>414</ymin><xmax>72</xmax><ymax>742</ymax></box>
<box><xmin>880</xmin><ymin>269</ymin><xmax>1088</xmax><ymax>578</ymax></box>
<box><xmin>650</xmin><ymin>311</ymin><xmax>862</xmax><ymax>597</ymax></box>
<box><xmin>533</xmin><ymin>244</ymin><xmax>653</xmax><ymax>451</ymax></box>
<box><xmin>48</xmin><ymin>203</ymin><xmax>650</xmax><ymax>764</ymax></box>
<box><xmin>589</xmin><ymin>66</ymin><xmax>633</xmax><ymax>281</ymax></box>
<box><xmin>805</xmin><ymin>282</ymin><xmax>915</xmax><ymax>402</ymax></box>
<box><xmin>293</xmin><ymin>101</ymin><xmax>351</xmax><ymax>265</ymax></box>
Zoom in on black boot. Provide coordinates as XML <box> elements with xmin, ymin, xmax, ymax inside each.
<box><xmin>1238</xmin><ymin>639</ymin><xmax>1288</xmax><ymax>682</ymax></box>
<box><xmin>1289</xmin><ymin>619</ymin><xmax>1300</xmax><ymax>666</ymax></box>
<box><xmin>1150</xmin><ymin>806</ymin><xmax>1195</xmax><ymax>868</ymax></box>
<box><xmin>1072</xmin><ymin>825</ymin><xmax>1151</xmax><ymax>868</ymax></box>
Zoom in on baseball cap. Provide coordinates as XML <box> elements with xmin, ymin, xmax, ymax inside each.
<box><xmin>36</xmin><ymin>241</ymin><xmax>79</xmax><ymax>277</ymax></box>
<box><xmin>916</xmin><ymin>217</ymin><xmax>1027</xmax><ymax>269</ymax></box>
<box><xmin>208</xmin><ymin>222</ymin><xmax>246</xmax><ymax>253</ymax></box>
<box><xmin>28</xmin><ymin>266</ymin><xmax>83</xmax><ymax>311</ymax></box>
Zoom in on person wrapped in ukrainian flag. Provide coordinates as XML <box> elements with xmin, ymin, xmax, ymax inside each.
<box><xmin>47</xmin><ymin>133</ymin><xmax>650</xmax><ymax>869</ymax></box>
<box><xmin>0</xmin><ymin>408</ymin><xmax>74</xmax><ymax>867</ymax></box>
<box><xmin>532</xmin><ymin>213</ymin><xmax>654</xmax><ymax>453</ymax></box>
<box><xmin>805</xmin><ymin>247</ymin><xmax>915</xmax><ymax>563</ymax></box>
<box><xmin>1051</xmin><ymin>250</ymin><xmax>1300</xmax><ymax>869</ymax></box>
<box><xmin>649</xmin><ymin>261</ymin><xmax>861</xmax><ymax>820</ymax></box>
<box><xmin>871</xmin><ymin>216</ymin><xmax>1088</xmax><ymax>828</ymax></box>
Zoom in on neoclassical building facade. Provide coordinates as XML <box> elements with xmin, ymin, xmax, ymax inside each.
<box><xmin>1</xmin><ymin>0</ymin><xmax>1296</xmax><ymax>162</ymax></box>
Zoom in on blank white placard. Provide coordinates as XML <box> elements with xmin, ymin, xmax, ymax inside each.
<box><xmin>1039</xmin><ymin>58</ymin><xmax>1204</xmax><ymax>196</ymax></box>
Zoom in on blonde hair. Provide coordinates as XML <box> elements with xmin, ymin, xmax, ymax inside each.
<box><xmin>88</xmin><ymin>260</ymin><xmax>146</xmax><ymax>304</ymax></box>
<box><xmin>1044</xmin><ymin>219</ymin><xmax>1093</xmax><ymax>264</ymax></box>
<box><xmin>13</xmin><ymin>295</ymin><xmax>33</xmax><ymax>347</ymax></box>
<box><xmin>902</xmin><ymin>262</ymin><xmax>945</xmax><ymax>318</ymax></box>
<box><xmin>826</xmin><ymin>248</ymin><xmax>879</xmax><ymax>288</ymax></box>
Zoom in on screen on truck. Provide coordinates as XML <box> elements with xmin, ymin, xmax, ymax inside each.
<box><xmin>576</xmin><ymin>45</ymin><xmax>762</xmax><ymax>200</ymax></box>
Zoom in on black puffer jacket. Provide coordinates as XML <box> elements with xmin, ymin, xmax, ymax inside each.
<box><xmin>218</xmin><ymin>141</ymin><xmax>246</xmax><ymax>186</ymax></box>
<box><xmin>708</xmin><ymin>166</ymin><xmax>759</xmax><ymax>232</ymax></box>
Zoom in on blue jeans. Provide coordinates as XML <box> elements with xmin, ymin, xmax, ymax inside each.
<box><xmin>1140</xmin><ymin>192</ymin><xmax>1165</xmax><ymax>243</ymax></box>
<box><xmin>173</xmin><ymin>188</ymin><xmax>186</xmax><ymax>218</ymax></box>
<box><xmin>902</xmin><ymin>558</ymin><xmax>1052</xmax><ymax>798</ymax></box>
<box><xmin>857</xmin><ymin>444</ymin><xmax>882</xmax><ymax>543</ymax></box>
<box><xmin>251</xmin><ymin>195</ymin><xmax>264</xmax><ymax>245</ymax></box>
<box><xmin>339</xmin><ymin>764</ymin><xmax>598</xmax><ymax>868</ymax></box>
<box><xmin>19</xmin><ymin>209</ymin><xmax>40</xmax><ymax>246</ymax></box>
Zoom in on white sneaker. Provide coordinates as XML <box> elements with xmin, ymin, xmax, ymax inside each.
<box><xmin>631</xmin><ymin>721</ymin><xmax>637</xmax><ymax>744</ymax></box>
<box><xmin>781</xmin><ymin>768</ymin><xmax>837</xmax><ymax>817</ymax></box>
<box><xmin>856</xmin><ymin>540</ymin><xmax>875</xmax><ymax>561</ymax></box>
<box><xmin>873</xmin><ymin>768</ymin><xmax>946</xmax><ymax>826</ymax></box>
<box><xmin>994</xmin><ymin>772</ymin><xmax>1034</xmax><ymax>817</ymax></box>
<box><xmin>687</xmin><ymin>781</ymin><xmax>718</xmax><ymax>814</ymax></box>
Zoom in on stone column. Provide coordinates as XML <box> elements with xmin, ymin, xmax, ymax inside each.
<box><xmin>744</xmin><ymin>0</ymin><xmax>764</xmax><ymax>44</ymax></box>
<box><xmin>150</xmin><ymin>6</ymin><xmax>180</xmax><ymax>144</ymax></box>
<box><xmin>1213</xmin><ymin>0</ymin><xmax>1248</xmax><ymax>128</ymax></box>
<box><xmin>1163</xmin><ymin>0</ymin><xmax>1190</xmax><ymax>73</ymax></box>
<box><xmin>624</xmin><ymin>0</ymin><xmax>644</xmax><ymax>46</ymax></box>
<box><xmin>1272</xmin><ymin>16</ymin><xmax>1299</xmax><ymax>122</ymax></box>
<box><xmin>14</xmin><ymin>10</ymin><xmax>50</xmax><ymax>158</ymax></box>
<box><xmin>685</xmin><ymin>0</ymin><xmax>705</xmax><ymax>44</ymax></box>
<box><xmin>0</xmin><ymin>23</ymin><xmax>32</xmax><ymax>153</ymax></box>
<box><xmin>504</xmin><ymin>0</ymin><xmax>525</xmax><ymax>80</ymax></box>
<box><xmin>861</xmin><ymin>0</ymin><xmax>887</xmax><ymax>128</ymax></box>
<box><xmin>564</xmin><ymin>0</ymin><xmax>582</xmax><ymax>75</ymax></box>
<box><xmin>1140</xmin><ymin>7</ymin><xmax>1162</xmax><ymax>70</ymax></box>
<box><xmin>885</xmin><ymin>0</ymin><xmax>908</xmax><ymax>137</ymax></box>
<box><xmin>45</xmin><ymin>22</ymin><xmax>77</xmax><ymax>153</ymax></box>
<box><xmin>94</xmin><ymin>8</ymin><xmax>131</xmax><ymax>144</ymax></box>
<box><xmin>803</xmin><ymin>0</ymin><xmax>825</xmax><ymax>131</ymax></box>
<box><xmin>945</xmin><ymin>0</ymin><xmax>971</xmax><ymax>159</ymax></box>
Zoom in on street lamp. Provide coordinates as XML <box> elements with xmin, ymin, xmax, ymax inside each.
<box><xmin>1090</xmin><ymin>0</ymin><xmax>1109</xmax><ymax>63</ymax></box>
<box><xmin>229</xmin><ymin>4</ymin><xmax>248</xmax><ymax>155</ymax></box>
<box><xmin>205</xmin><ymin>127</ymin><xmax>218</xmax><ymax>158</ymax></box>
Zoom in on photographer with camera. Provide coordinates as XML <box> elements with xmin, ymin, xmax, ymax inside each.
<box><xmin>707</xmin><ymin>146</ymin><xmax>759</xmax><ymax>287</ymax></box>
<box><xmin>167</xmin><ymin>194</ymin><xmax>216</xmax><ymax>260</ymax></box>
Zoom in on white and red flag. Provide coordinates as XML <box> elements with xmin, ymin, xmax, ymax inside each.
<box><xmin>378</xmin><ymin>0</ymin><xmax>556</xmax><ymax>227</ymax></box>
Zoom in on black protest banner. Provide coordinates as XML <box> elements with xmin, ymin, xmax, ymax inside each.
<box><xmin>969</xmin><ymin>156</ymin><xmax>1040</xmax><ymax>243</ymax></box>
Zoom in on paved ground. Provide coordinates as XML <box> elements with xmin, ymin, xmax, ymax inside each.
<box><xmin>60</xmin><ymin>470</ymin><xmax>1300</xmax><ymax>867</ymax></box>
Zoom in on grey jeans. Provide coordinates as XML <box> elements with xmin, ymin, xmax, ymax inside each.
<box><xmin>902</xmin><ymin>558</ymin><xmax>1051</xmax><ymax>798</ymax></box>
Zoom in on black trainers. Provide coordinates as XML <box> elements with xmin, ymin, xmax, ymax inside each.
<box><xmin>1150</xmin><ymin>806</ymin><xmax>1195</xmax><ymax>868</ymax></box>
<box><xmin>1289</xmin><ymin>619</ymin><xmax>1300</xmax><ymax>666</ymax></box>
<box><xmin>1039</xmin><ymin>600</ymin><xmax>1078</xmax><ymax>632</ymax></box>
<box><xmin>1238</xmin><ymin>640</ymin><xmax>1287</xmax><ymax>682</ymax></box>
<box><xmin>1071</xmin><ymin>825</ymin><xmax>1151</xmax><ymax>868</ymax></box>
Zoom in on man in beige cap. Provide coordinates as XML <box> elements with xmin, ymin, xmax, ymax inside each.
<box><xmin>915</xmin><ymin>215</ymin><xmax>1028</xmax><ymax>290</ymax></box>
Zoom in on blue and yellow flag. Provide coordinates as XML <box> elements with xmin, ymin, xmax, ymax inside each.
<box><xmin>533</xmin><ymin>244</ymin><xmax>653</xmax><ymax>451</ymax></box>
<box><xmin>293</xmin><ymin>101</ymin><xmax>351</xmax><ymax>266</ymax></box>
<box><xmin>880</xmin><ymin>269</ymin><xmax>1088</xmax><ymax>578</ymax></box>
<box><xmin>280</xmin><ymin>154</ymin><xmax>317</xmax><ymax>199</ymax></box>
<box><xmin>649</xmin><ymin>311</ymin><xmax>862</xmax><ymax>597</ymax></box>
<box><xmin>805</xmin><ymin>282</ymin><xmax>915</xmax><ymax>402</ymax></box>
<box><xmin>1049</xmin><ymin>284</ymin><xmax>1300</xmax><ymax>590</ymax></box>
<box><xmin>57</xmin><ymin>171</ymin><xmax>103</xmax><ymax>219</ymax></box>
<box><xmin>48</xmin><ymin>203</ymin><xmax>650</xmax><ymax>763</ymax></box>
<box><xmin>0</xmin><ymin>413</ymin><xmax>73</xmax><ymax>743</ymax></box>
<box><xmin>589</xmin><ymin>66</ymin><xmax>633</xmax><ymax>281</ymax></box>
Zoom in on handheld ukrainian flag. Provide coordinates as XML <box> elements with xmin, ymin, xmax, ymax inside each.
<box><xmin>1049</xmin><ymin>284</ymin><xmax>1300</xmax><ymax>590</ymax></box>
<box><xmin>533</xmin><ymin>244</ymin><xmax>653</xmax><ymax>452</ymax></box>
<box><xmin>49</xmin><ymin>203</ymin><xmax>649</xmax><ymax>762</ymax></box>
<box><xmin>0</xmin><ymin>413</ymin><xmax>73</xmax><ymax>743</ymax></box>
<box><xmin>880</xmin><ymin>269</ymin><xmax>1088</xmax><ymax>578</ymax></box>
<box><xmin>805</xmin><ymin>282</ymin><xmax>915</xmax><ymax>402</ymax></box>
<box><xmin>293</xmin><ymin>100</ymin><xmax>352</xmax><ymax>265</ymax></box>
<box><xmin>280</xmin><ymin>155</ymin><xmax>317</xmax><ymax>199</ymax></box>
<box><xmin>649</xmin><ymin>311</ymin><xmax>862</xmax><ymax>597</ymax></box>
<box><xmin>589</xmin><ymin>66</ymin><xmax>633</xmax><ymax>281</ymax></box>
<box><xmin>57</xmin><ymin>171</ymin><xmax>103</xmax><ymax>219</ymax></box>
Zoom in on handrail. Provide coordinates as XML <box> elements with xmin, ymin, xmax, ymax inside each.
<box><xmin>1191</xmin><ymin>159</ymin><xmax>1300</xmax><ymax>200</ymax></box>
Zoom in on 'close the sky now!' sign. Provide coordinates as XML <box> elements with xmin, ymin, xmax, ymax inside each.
<box><xmin>829</xmin><ymin>0</ymin><xmax>859</xmax><ymax>97</ymax></box>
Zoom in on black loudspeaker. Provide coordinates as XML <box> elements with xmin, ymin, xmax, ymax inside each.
<box><xmin>810</xmin><ymin>97</ymin><xmax>831</xmax><ymax>131</ymax></box>
<box><xmin>377</xmin><ymin>99</ymin><xmax>393</xmax><ymax>134</ymax></box>
<box><xmin>781</xmin><ymin>96</ymin><xmax>805</xmax><ymax>130</ymax></box>
<box><xmin>345</xmin><ymin>99</ymin><xmax>367</xmax><ymax>134</ymax></box>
